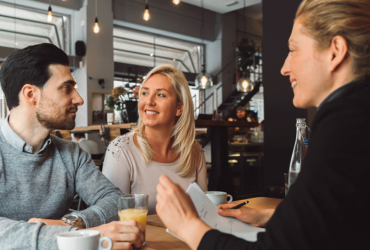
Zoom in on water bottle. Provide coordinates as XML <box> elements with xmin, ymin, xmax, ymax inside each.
<box><xmin>287</xmin><ymin>118</ymin><xmax>309</xmax><ymax>194</ymax></box>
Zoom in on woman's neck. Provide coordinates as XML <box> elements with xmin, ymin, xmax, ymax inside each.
<box><xmin>144</xmin><ymin>126</ymin><xmax>179</xmax><ymax>163</ymax></box>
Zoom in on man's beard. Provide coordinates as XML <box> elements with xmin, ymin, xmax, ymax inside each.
<box><xmin>36</xmin><ymin>102</ymin><xmax>77</xmax><ymax>130</ymax></box>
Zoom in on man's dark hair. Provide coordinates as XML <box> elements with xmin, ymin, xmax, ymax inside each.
<box><xmin>0</xmin><ymin>43</ymin><xmax>69</xmax><ymax>110</ymax></box>
<box><xmin>74</xmin><ymin>132</ymin><xmax>85</xmax><ymax>139</ymax></box>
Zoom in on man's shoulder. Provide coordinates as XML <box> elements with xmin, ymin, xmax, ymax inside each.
<box><xmin>50</xmin><ymin>134</ymin><xmax>80</xmax><ymax>153</ymax></box>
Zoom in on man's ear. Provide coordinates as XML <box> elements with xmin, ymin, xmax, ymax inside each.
<box><xmin>329</xmin><ymin>35</ymin><xmax>349</xmax><ymax>72</ymax></box>
<box><xmin>20</xmin><ymin>84</ymin><xmax>39</xmax><ymax>106</ymax></box>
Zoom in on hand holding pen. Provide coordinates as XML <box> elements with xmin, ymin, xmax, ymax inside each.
<box><xmin>217</xmin><ymin>201</ymin><xmax>273</xmax><ymax>228</ymax></box>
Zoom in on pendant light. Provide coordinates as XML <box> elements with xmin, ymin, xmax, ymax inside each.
<box><xmin>237</xmin><ymin>0</ymin><xmax>255</xmax><ymax>93</ymax></box>
<box><xmin>236</xmin><ymin>70</ymin><xmax>254</xmax><ymax>92</ymax></box>
<box><xmin>143</xmin><ymin>0</ymin><xmax>150</xmax><ymax>21</ymax></box>
<box><xmin>47</xmin><ymin>0</ymin><xmax>53</xmax><ymax>22</ymax></box>
<box><xmin>173</xmin><ymin>0</ymin><xmax>181</xmax><ymax>5</ymax></box>
<box><xmin>195</xmin><ymin>0</ymin><xmax>213</xmax><ymax>89</ymax></box>
<box><xmin>93</xmin><ymin>0</ymin><xmax>100</xmax><ymax>33</ymax></box>
<box><xmin>195</xmin><ymin>65</ymin><xmax>213</xmax><ymax>89</ymax></box>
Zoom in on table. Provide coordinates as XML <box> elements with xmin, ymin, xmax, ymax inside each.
<box><xmin>143</xmin><ymin>197</ymin><xmax>282</xmax><ymax>249</ymax></box>
<box><xmin>195</xmin><ymin>120</ymin><xmax>259</xmax><ymax>197</ymax></box>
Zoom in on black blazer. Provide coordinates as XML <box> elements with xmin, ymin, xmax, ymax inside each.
<box><xmin>198</xmin><ymin>78</ymin><xmax>370</xmax><ymax>250</ymax></box>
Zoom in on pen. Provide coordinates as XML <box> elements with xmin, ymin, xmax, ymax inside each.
<box><xmin>230</xmin><ymin>201</ymin><xmax>249</xmax><ymax>209</ymax></box>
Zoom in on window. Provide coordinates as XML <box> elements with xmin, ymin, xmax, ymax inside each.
<box><xmin>113</xmin><ymin>27</ymin><xmax>203</xmax><ymax>74</ymax></box>
<box><xmin>0</xmin><ymin>1</ymin><xmax>71</xmax><ymax>54</ymax></box>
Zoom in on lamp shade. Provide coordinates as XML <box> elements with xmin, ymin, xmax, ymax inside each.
<box><xmin>237</xmin><ymin>70</ymin><xmax>254</xmax><ymax>92</ymax></box>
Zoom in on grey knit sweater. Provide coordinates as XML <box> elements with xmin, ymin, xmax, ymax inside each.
<box><xmin>0</xmin><ymin>120</ymin><xmax>122</xmax><ymax>250</ymax></box>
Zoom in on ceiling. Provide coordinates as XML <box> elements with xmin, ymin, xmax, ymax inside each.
<box><xmin>182</xmin><ymin>0</ymin><xmax>261</xmax><ymax>14</ymax></box>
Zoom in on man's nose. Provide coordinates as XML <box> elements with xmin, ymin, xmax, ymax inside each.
<box><xmin>73</xmin><ymin>90</ymin><xmax>84</xmax><ymax>106</ymax></box>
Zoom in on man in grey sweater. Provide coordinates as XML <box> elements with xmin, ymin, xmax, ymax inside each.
<box><xmin>0</xmin><ymin>44</ymin><xmax>144</xmax><ymax>249</ymax></box>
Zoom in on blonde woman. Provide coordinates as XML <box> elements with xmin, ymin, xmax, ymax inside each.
<box><xmin>103</xmin><ymin>65</ymin><xmax>207</xmax><ymax>214</ymax></box>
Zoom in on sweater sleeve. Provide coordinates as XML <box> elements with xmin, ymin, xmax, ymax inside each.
<box><xmin>0</xmin><ymin>217</ymin><xmax>75</xmax><ymax>250</ymax></box>
<box><xmin>71</xmin><ymin>148</ymin><xmax>123</xmax><ymax>228</ymax></box>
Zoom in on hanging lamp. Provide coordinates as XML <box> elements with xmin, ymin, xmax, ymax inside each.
<box><xmin>236</xmin><ymin>70</ymin><xmax>254</xmax><ymax>92</ymax></box>
<box><xmin>47</xmin><ymin>0</ymin><xmax>53</xmax><ymax>22</ymax></box>
<box><xmin>195</xmin><ymin>64</ymin><xmax>213</xmax><ymax>89</ymax></box>
<box><xmin>93</xmin><ymin>0</ymin><xmax>100</xmax><ymax>33</ymax></box>
<box><xmin>195</xmin><ymin>0</ymin><xmax>212</xmax><ymax>89</ymax></box>
<box><xmin>237</xmin><ymin>0</ymin><xmax>256</xmax><ymax>93</ymax></box>
<box><xmin>143</xmin><ymin>0</ymin><xmax>150</xmax><ymax>21</ymax></box>
<box><xmin>173</xmin><ymin>0</ymin><xmax>181</xmax><ymax>5</ymax></box>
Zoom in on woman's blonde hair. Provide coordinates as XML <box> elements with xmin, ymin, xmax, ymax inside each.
<box><xmin>296</xmin><ymin>0</ymin><xmax>370</xmax><ymax>78</ymax></box>
<box><xmin>133</xmin><ymin>65</ymin><xmax>197</xmax><ymax>178</ymax></box>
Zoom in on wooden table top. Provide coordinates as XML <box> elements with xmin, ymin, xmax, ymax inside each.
<box><xmin>144</xmin><ymin>225</ymin><xmax>190</xmax><ymax>250</ymax></box>
<box><xmin>70</xmin><ymin>123</ymin><xmax>136</xmax><ymax>132</ymax></box>
<box><xmin>144</xmin><ymin>197</ymin><xmax>282</xmax><ymax>249</ymax></box>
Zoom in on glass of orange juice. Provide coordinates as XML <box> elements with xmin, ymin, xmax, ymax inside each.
<box><xmin>118</xmin><ymin>194</ymin><xmax>148</xmax><ymax>245</ymax></box>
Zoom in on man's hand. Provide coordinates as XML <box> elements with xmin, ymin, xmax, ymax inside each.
<box><xmin>87</xmin><ymin>221</ymin><xmax>145</xmax><ymax>250</ymax></box>
<box><xmin>217</xmin><ymin>203</ymin><xmax>275</xmax><ymax>228</ymax></box>
<box><xmin>28</xmin><ymin>218</ymin><xmax>70</xmax><ymax>227</ymax></box>
<box><xmin>156</xmin><ymin>175</ymin><xmax>211</xmax><ymax>250</ymax></box>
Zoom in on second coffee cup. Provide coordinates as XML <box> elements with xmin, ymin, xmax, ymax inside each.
<box><xmin>205</xmin><ymin>191</ymin><xmax>233</xmax><ymax>206</ymax></box>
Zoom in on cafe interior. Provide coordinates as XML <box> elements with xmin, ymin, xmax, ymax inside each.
<box><xmin>0</xmin><ymin>0</ymin><xmax>320</xmax><ymax>249</ymax></box>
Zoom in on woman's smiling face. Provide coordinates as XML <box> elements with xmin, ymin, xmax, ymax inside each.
<box><xmin>138</xmin><ymin>74</ymin><xmax>181</xmax><ymax>129</ymax></box>
<box><xmin>281</xmin><ymin>19</ymin><xmax>333</xmax><ymax>108</ymax></box>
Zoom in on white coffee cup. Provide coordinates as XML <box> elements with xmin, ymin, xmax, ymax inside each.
<box><xmin>205</xmin><ymin>191</ymin><xmax>233</xmax><ymax>206</ymax></box>
<box><xmin>57</xmin><ymin>230</ymin><xmax>112</xmax><ymax>250</ymax></box>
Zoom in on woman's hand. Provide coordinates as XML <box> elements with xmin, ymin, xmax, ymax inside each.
<box><xmin>156</xmin><ymin>175</ymin><xmax>211</xmax><ymax>250</ymax></box>
<box><xmin>218</xmin><ymin>203</ymin><xmax>274</xmax><ymax>228</ymax></box>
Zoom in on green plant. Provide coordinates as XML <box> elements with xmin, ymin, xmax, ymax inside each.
<box><xmin>105</xmin><ymin>85</ymin><xmax>141</xmax><ymax>112</ymax></box>
<box><xmin>105</xmin><ymin>86</ymin><xmax>127</xmax><ymax>112</ymax></box>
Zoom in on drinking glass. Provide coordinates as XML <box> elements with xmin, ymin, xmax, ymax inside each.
<box><xmin>118</xmin><ymin>194</ymin><xmax>149</xmax><ymax>245</ymax></box>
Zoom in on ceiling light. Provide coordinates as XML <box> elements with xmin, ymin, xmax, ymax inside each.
<box><xmin>237</xmin><ymin>70</ymin><xmax>254</xmax><ymax>92</ymax></box>
<box><xmin>93</xmin><ymin>0</ymin><xmax>100</xmax><ymax>33</ymax></box>
<box><xmin>47</xmin><ymin>0</ymin><xmax>53</xmax><ymax>22</ymax></box>
<box><xmin>173</xmin><ymin>0</ymin><xmax>181</xmax><ymax>5</ymax></box>
<box><xmin>143</xmin><ymin>1</ymin><xmax>150</xmax><ymax>21</ymax></box>
<box><xmin>195</xmin><ymin>65</ymin><xmax>213</xmax><ymax>89</ymax></box>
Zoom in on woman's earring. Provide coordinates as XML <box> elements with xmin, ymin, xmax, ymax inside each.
<box><xmin>176</xmin><ymin>113</ymin><xmax>179</xmax><ymax>117</ymax></box>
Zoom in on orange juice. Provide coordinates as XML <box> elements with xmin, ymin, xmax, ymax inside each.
<box><xmin>118</xmin><ymin>208</ymin><xmax>148</xmax><ymax>231</ymax></box>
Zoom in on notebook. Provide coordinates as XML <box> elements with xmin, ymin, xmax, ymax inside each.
<box><xmin>167</xmin><ymin>182</ymin><xmax>265</xmax><ymax>242</ymax></box>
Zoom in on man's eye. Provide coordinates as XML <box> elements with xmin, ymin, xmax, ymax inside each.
<box><xmin>64</xmin><ymin>86</ymin><xmax>71</xmax><ymax>92</ymax></box>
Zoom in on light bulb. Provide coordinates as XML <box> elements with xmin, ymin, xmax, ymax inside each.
<box><xmin>143</xmin><ymin>10</ymin><xmax>150</xmax><ymax>21</ymax></box>
<box><xmin>47</xmin><ymin>6</ymin><xmax>53</xmax><ymax>22</ymax></box>
<box><xmin>236</xmin><ymin>70</ymin><xmax>254</xmax><ymax>92</ymax></box>
<box><xmin>173</xmin><ymin>0</ymin><xmax>181</xmax><ymax>4</ymax></box>
<box><xmin>143</xmin><ymin>4</ymin><xmax>150</xmax><ymax>21</ymax></box>
<box><xmin>242</xmin><ymin>80</ymin><xmax>249</xmax><ymax>89</ymax></box>
<box><xmin>94</xmin><ymin>17</ymin><xmax>100</xmax><ymax>33</ymax></box>
<box><xmin>201</xmin><ymin>76</ymin><xmax>208</xmax><ymax>88</ymax></box>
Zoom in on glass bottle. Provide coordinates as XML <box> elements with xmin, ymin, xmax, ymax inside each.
<box><xmin>288</xmin><ymin>118</ymin><xmax>309</xmax><ymax>194</ymax></box>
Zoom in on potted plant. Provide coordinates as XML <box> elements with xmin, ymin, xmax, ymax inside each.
<box><xmin>105</xmin><ymin>85</ymin><xmax>140</xmax><ymax>124</ymax></box>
